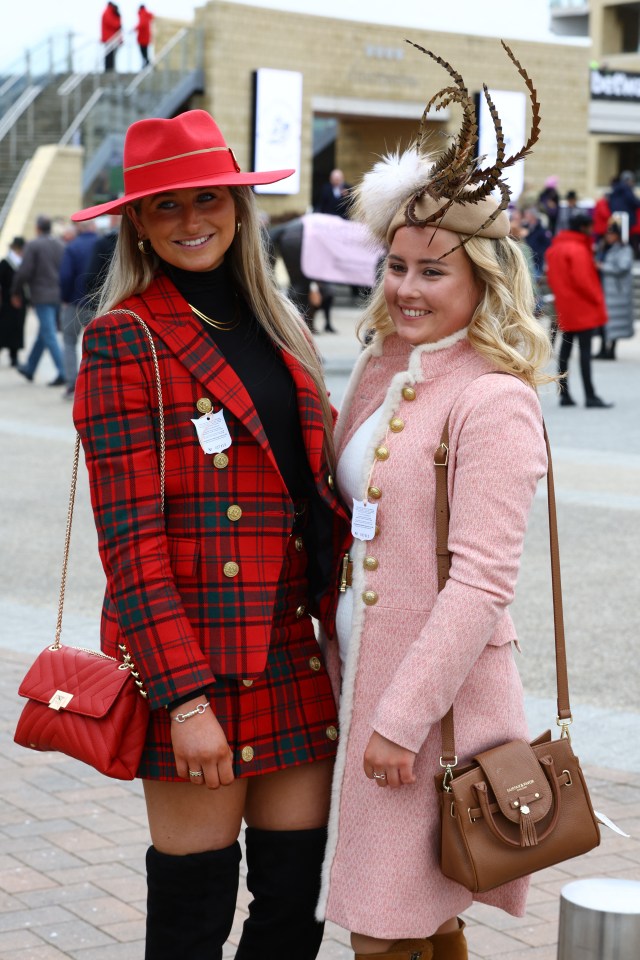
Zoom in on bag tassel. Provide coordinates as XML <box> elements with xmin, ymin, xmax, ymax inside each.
<box><xmin>519</xmin><ymin>805</ymin><xmax>539</xmax><ymax>847</ymax></box>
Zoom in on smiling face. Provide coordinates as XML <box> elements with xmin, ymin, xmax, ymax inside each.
<box><xmin>383</xmin><ymin>226</ymin><xmax>483</xmax><ymax>345</ymax></box>
<box><xmin>127</xmin><ymin>186</ymin><xmax>237</xmax><ymax>271</ymax></box>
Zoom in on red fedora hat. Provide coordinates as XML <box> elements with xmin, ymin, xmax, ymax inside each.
<box><xmin>71</xmin><ymin>110</ymin><xmax>294</xmax><ymax>221</ymax></box>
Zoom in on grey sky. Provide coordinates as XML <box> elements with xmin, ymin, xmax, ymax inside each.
<box><xmin>4</xmin><ymin>1</ymin><xmax>575</xmax><ymax>73</ymax></box>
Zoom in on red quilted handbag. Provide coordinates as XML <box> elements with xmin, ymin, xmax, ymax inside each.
<box><xmin>14</xmin><ymin>643</ymin><xmax>150</xmax><ymax>780</ymax></box>
<box><xmin>14</xmin><ymin>313</ymin><xmax>160</xmax><ymax>780</ymax></box>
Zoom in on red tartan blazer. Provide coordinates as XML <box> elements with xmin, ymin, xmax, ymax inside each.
<box><xmin>73</xmin><ymin>274</ymin><xmax>351</xmax><ymax>710</ymax></box>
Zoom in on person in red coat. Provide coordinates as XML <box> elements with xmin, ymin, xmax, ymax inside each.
<box><xmin>136</xmin><ymin>4</ymin><xmax>154</xmax><ymax>67</ymax></box>
<box><xmin>592</xmin><ymin>192</ymin><xmax>612</xmax><ymax>242</ymax></box>
<box><xmin>70</xmin><ymin>110</ymin><xmax>351</xmax><ymax>960</ymax></box>
<box><xmin>545</xmin><ymin>211</ymin><xmax>612</xmax><ymax>407</ymax></box>
<box><xmin>101</xmin><ymin>1</ymin><xmax>122</xmax><ymax>72</ymax></box>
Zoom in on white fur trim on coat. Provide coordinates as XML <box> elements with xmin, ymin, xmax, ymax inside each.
<box><xmin>317</xmin><ymin>324</ymin><xmax>469</xmax><ymax>920</ymax></box>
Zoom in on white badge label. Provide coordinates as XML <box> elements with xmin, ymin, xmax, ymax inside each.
<box><xmin>191</xmin><ymin>409</ymin><xmax>232</xmax><ymax>454</ymax></box>
<box><xmin>594</xmin><ymin>810</ymin><xmax>631</xmax><ymax>838</ymax></box>
<box><xmin>351</xmin><ymin>498</ymin><xmax>378</xmax><ymax>542</ymax></box>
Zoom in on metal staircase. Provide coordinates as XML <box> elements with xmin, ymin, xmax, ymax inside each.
<box><xmin>0</xmin><ymin>27</ymin><xmax>204</xmax><ymax>226</ymax></box>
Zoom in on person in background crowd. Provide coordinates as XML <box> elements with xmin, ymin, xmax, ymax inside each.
<box><xmin>537</xmin><ymin>175</ymin><xmax>560</xmax><ymax>233</ymax></box>
<box><xmin>309</xmin><ymin>282</ymin><xmax>338</xmax><ymax>334</ymax></box>
<box><xmin>85</xmin><ymin>214</ymin><xmax>121</xmax><ymax>300</ymax></box>
<box><xmin>0</xmin><ymin>237</ymin><xmax>27</xmax><ymax>368</ymax></box>
<box><xmin>12</xmin><ymin>215</ymin><xmax>66</xmax><ymax>386</ymax></box>
<box><xmin>70</xmin><ymin>109</ymin><xmax>351</xmax><ymax>960</ymax></box>
<box><xmin>545</xmin><ymin>211</ymin><xmax>612</xmax><ymax>408</ymax></box>
<box><xmin>54</xmin><ymin>220</ymin><xmax>77</xmax><ymax>244</ymax></box>
<box><xmin>509</xmin><ymin>208</ymin><xmax>544</xmax><ymax>320</ymax></box>
<box><xmin>136</xmin><ymin>4</ymin><xmax>154</xmax><ymax>67</ymax></box>
<box><xmin>316</xmin><ymin>168</ymin><xmax>363</xmax><ymax>302</ymax></box>
<box><xmin>59</xmin><ymin>221</ymin><xmax>98</xmax><ymax>398</ymax></box>
<box><xmin>609</xmin><ymin>171</ymin><xmax>640</xmax><ymax>255</ymax></box>
<box><xmin>316</xmin><ymin>169</ymin><xmax>353</xmax><ymax>219</ymax></box>
<box><xmin>509</xmin><ymin>208</ymin><xmax>537</xmax><ymax>280</ymax></box>
<box><xmin>555</xmin><ymin>190</ymin><xmax>579</xmax><ymax>233</ymax></box>
<box><xmin>630</xmin><ymin>208</ymin><xmax>640</xmax><ymax>255</ymax></box>
<box><xmin>521</xmin><ymin>207</ymin><xmax>551</xmax><ymax>280</ymax></box>
<box><xmin>592</xmin><ymin>186</ymin><xmax>613</xmax><ymax>243</ymax></box>
<box><xmin>609</xmin><ymin>171</ymin><xmax>640</xmax><ymax>223</ymax></box>
<box><xmin>101</xmin><ymin>1</ymin><xmax>122</xmax><ymax>72</ymax></box>
<box><xmin>595</xmin><ymin>220</ymin><xmax>634</xmax><ymax>360</ymax></box>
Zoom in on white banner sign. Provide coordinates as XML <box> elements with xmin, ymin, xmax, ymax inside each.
<box><xmin>253</xmin><ymin>68</ymin><xmax>302</xmax><ymax>196</ymax></box>
<box><xmin>477</xmin><ymin>89</ymin><xmax>527</xmax><ymax>203</ymax></box>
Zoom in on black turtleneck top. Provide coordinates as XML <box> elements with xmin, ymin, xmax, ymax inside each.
<box><xmin>163</xmin><ymin>259</ymin><xmax>312</xmax><ymax>501</ymax></box>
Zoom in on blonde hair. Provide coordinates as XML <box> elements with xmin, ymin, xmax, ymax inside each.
<box><xmin>95</xmin><ymin>186</ymin><xmax>336</xmax><ymax>467</ymax></box>
<box><xmin>358</xmin><ymin>233</ymin><xmax>554</xmax><ymax>389</ymax></box>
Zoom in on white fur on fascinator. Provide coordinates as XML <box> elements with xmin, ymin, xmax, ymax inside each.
<box><xmin>350</xmin><ymin>147</ymin><xmax>434</xmax><ymax>246</ymax></box>
<box><xmin>351</xmin><ymin>40</ymin><xmax>541</xmax><ymax>258</ymax></box>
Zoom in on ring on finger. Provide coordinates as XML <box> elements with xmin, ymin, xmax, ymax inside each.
<box><xmin>373</xmin><ymin>772</ymin><xmax>387</xmax><ymax>780</ymax></box>
<box><xmin>188</xmin><ymin>769</ymin><xmax>204</xmax><ymax>778</ymax></box>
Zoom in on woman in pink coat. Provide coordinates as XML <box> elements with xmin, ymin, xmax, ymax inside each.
<box><xmin>317</xmin><ymin>43</ymin><xmax>554</xmax><ymax>960</ymax></box>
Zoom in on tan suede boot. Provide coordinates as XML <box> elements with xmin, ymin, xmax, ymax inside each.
<box><xmin>355</xmin><ymin>939</ymin><xmax>433</xmax><ymax>960</ymax></box>
<box><xmin>428</xmin><ymin>919</ymin><xmax>468</xmax><ymax>960</ymax></box>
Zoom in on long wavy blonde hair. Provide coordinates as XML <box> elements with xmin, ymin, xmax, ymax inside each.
<box><xmin>358</xmin><ymin>233</ymin><xmax>554</xmax><ymax>389</ymax></box>
<box><xmin>96</xmin><ymin>186</ymin><xmax>336</xmax><ymax>468</ymax></box>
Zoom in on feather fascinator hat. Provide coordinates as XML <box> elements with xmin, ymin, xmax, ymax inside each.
<box><xmin>352</xmin><ymin>40</ymin><xmax>541</xmax><ymax>257</ymax></box>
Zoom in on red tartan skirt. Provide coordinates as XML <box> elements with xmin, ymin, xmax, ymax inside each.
<box><xmin>138</xmin><ymin>508</ymin><xmax>339</xmax><ymax>781</ymax></box>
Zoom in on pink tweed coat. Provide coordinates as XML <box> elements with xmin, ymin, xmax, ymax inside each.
<box><xmin>317</xmin><ymin>328</ymin><xmax>548</xmax><ymax>938</ymax></box>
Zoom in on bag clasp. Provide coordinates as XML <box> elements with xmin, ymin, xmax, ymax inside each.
<box><xmin>49</xmin><ymin>690</ymin><xmax>73</xmax><ymax>711</ymax></box>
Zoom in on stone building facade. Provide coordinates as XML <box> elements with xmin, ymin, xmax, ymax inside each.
<box><xmin>185</xmin><ymin>1</ymin><xmax>591</xmax><ymax>216</ymax></box>
<box><xmin>587</xmin><ymin>0</ymin><xmax>640</xmax><ymax>192</ymax></box>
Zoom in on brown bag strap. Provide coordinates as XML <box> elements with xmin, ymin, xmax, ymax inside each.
<box><xmin>435</xmin><ymin>417</ymin><xmax>572</xmax><ymax>769</ymax></box>
<box><xmin>53</xmin><ymin>312</ymin><xmax>164</xmax><ymax>652</ymax></box>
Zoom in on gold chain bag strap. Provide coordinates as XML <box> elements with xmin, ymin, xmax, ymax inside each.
<box><xmin>14</xmin><ymin>311</ymin><xmax>165</xmax><ymax>780</ymax></box>
<box><xmin>433</xmin><ymin>416</ymin><xmax>600</xmax><ymax>893</ymax></box>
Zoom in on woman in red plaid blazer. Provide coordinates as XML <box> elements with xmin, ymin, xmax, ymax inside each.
<box><xmin>71</xmin><ymin>111</ymin><xmax>351</xmax><ymax>960</ymax></box>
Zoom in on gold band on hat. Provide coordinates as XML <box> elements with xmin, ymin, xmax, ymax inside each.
<box><xmin>125</xmin><ymin>146</ymin><xmax>233</xmax><ymax>173</ymax></box>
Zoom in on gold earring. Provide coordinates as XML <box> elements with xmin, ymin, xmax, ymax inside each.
<box><xmin>138</xmin><ymin>238</ymin><xmax>151</xmax><ymax>254</ymax></box>
<box><xmin>236</xmin><ymin>220</ymin><xmax>242</xmax><ymax>235</ymax></box>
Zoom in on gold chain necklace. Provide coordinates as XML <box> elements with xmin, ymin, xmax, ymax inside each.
<box><xmin>188</xmin><ymin>302</ymin><xmax>239</xmax><ymax>331</ymax></box>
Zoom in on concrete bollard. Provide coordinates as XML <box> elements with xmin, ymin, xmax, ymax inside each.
<box><xmin>557</xmin><ymin>878</ymin><xmax>640</xmax><ymax>959</ymax></box>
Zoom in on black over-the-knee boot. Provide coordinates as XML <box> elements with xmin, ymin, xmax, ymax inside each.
<box><xmin>145</xmin><ymin>842</ymin><xmax>241</xmax><ymax>960</ymax></box>
<box><xmin>235</xmin><ymin>826</ymin><xmax>327</xmax><ymax>960</ymax></box>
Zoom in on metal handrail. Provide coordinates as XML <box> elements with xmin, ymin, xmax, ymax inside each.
<box><xmin>125</xmin><ymin>27</ymin><xmax>188</xmax><ymax>95</ymax></box>
<box><xmin>0</xmin><ymin>32</ymin><xmax>74</xmax><ymax>84</ymax></box>
<box><xmin>59</xmin><ymin>88</ymin><xmax>105</xmax><ymax>146</ymax></box>
<box><xmin>0</xmin><ymin>85</ymin><xmax>42</xmax><ymax>143</ymax></box>
<box><xmin>0</xmin><ymin>158</ymin><xmax>30</xmax><ymax>231</ymax></box>
<box><xmin>0</xmin><ymin>74</ymin><xmax>22</xmax><ymax>98</ymax></box>
<box><xmin>0</xmin><ymin>25</ymin><xmax>205</xmax><ymax>214</ymax></box>
<box><xmin>58</xmin><ymin>72</ymin><xmax>89</xmax><ymax>96</ymax></box>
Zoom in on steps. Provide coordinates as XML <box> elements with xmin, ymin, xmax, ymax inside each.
<box><xmin>0</xmin><ymin>27</ymin><xmax>205</xmax><ymax>225</ymax></box>
<box><xmin>0</xmin><ymin>73</ymin><xmax>137</xmax><ymax>213</ymax></box>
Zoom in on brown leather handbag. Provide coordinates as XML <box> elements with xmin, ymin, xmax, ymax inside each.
<box><xmin>433</xmin><ymin>418</ymin><xmax>600</xmax><ymax>893</ymax></box>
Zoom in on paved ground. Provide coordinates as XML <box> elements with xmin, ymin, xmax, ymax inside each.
<box><xmin>0</xmin><ymin>305</ymin><xmax>638</xmax><ymax>958</ymax></box>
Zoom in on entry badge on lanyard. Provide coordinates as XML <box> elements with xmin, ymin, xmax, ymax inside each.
<box><xmin>351</xmin><ymin>498</ymin><xmax>378</xmax><ymax>541</ymax></box>
<box><xmin>191</xmin><ymin>409</ymin><xmax>232</xmax><ymax>454</ymax></box>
